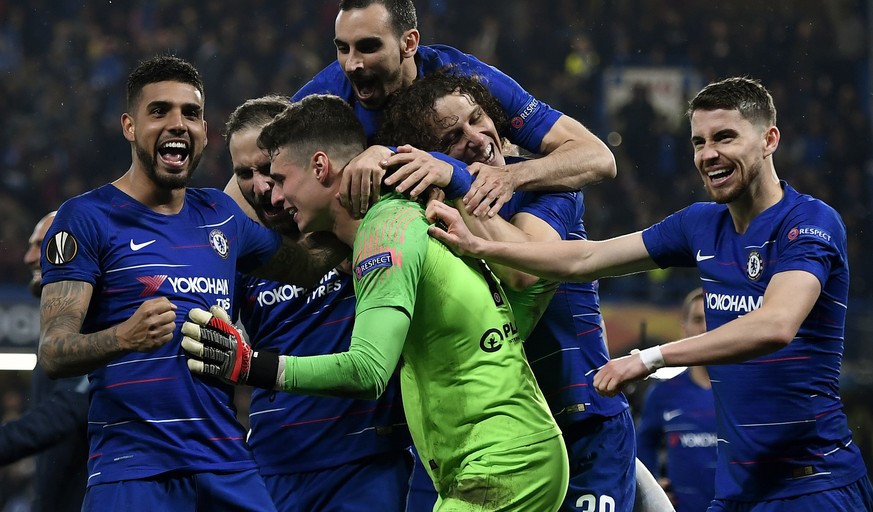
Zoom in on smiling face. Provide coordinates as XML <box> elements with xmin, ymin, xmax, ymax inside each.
<box><xmin>431</xmin><ymin>91</ymin><xmax>506</xmax><ymax>167</ymax></box>
<box><xmin>269</xmin><ymin>147</ymin><xmax>334</xmax><ymax>234</ymax></box>
<box><xmin>122</xmin><ymin>81</ymin><xmax>207</xmax><ymax>190</ymax></box>
<box><xmin>229</xmin><ymin>126</ymin><xmax>297</xmax><ymax>234</ymax></box>
<box><xmin>690</xmin><ymin>108</ymin><xmax>774</xmax><ymax>204</ymax></box>
<box><xmin>334</xmin><ymin>3</ymin><xmax>416</xmax><ymax>110</ymax></box>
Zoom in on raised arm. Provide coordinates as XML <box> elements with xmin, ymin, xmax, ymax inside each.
<box><xmin>464</xmin><ymin>115</ymin><xmax>617</xmax><ymax>217</ymax></box>
<box><xmin>39</xmin><ymin>280</ymin><xmax>177</xmax><ymax>378</ymax></box>
<box><xmin>426</xmin><ymin>200</ymin><xmax>656</xmax><ymax>282</ymax></box>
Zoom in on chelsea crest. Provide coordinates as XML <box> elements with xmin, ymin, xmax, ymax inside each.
<box><xmin>209</xmin><ymin>229</ymin><xmax>229</xmax><ymax>259</ymax></box>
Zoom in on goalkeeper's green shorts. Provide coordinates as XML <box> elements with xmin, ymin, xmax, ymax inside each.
<box><xmin>434</xmin><ymin>433</ymin><xmax>569</xmax><ymax>511</ymax></box>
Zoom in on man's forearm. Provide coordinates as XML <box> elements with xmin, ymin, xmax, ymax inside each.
<box><xmin>511</xmin><ymin>137</ymin><xmax>616</xmax><ymax>191</ymax></box>
<box><xmin>40</xmin><ymin>280</ymin><xmax>123</xmax><ymax>378</ymax></box>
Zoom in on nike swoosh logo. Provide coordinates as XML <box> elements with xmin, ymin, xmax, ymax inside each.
<box><xmin>663</xmin><ymin>409</ymin><xmax>683</xmax><ymax>422</ymax></box>
<box><xmin>130</xmin><ymin>239</ymin><xmax>157</xmax><ymax>251</ymax></box>
<box><xmin>696</xmin><ymin>250</ymin><xmax>715</xmax><ymax>262</ymax></box>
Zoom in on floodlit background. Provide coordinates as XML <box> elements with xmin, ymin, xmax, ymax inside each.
<box><xmin>0</xmin><ymin>0</ymin><xmax>870</xmax><ymax>503</ymax></box>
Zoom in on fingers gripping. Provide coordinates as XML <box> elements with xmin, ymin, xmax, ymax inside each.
<box><xmin>182</xmin><ymin>307</ymin><xmax>251</xmax><ymax>384</ymax></box>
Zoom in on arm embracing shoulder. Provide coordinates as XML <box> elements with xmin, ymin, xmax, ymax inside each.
<box><xmin>279</xmin><ymin>306</ymin><xmax>409</xmax><ymax>400</ymax></box>
<box><xmin>480</xmin><ymin>230</ymin><xmax>657</xmax><ymax>283</ymax></box>
<box><xmin>508</xmin><ymin>115</ymin><xmax>617</xmax><ymax>191</ymax></box>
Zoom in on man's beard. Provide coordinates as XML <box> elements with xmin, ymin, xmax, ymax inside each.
<box><xmin>28</xmin><ymin>275</ymin><xmax>41</xmax><ymax>298</ymax></box>
<box><xmin>135</xmin><ymin>143</ymin><xmax>201</xmax><ymax>190</ymax></box>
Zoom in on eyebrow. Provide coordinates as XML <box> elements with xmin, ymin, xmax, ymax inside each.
<box><xmin>146</xmin><ymin>100</ymin><xmax>203</xmax><ymax>113</ymax></box>
<box><xmin>334</xmin><ymin>35</ymin><xmax>382</xmax><ymax>47</ymax></box>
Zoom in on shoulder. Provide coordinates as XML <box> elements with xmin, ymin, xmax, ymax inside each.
<box><xmin>293</xmin><ymin>62</ymin><xmax>353</xmax><ymax>100</ymax></box>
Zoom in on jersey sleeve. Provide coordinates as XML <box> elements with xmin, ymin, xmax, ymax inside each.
<box><xmin>281</xmin><ymin>306</ymin><xmax>409</xmax><ymax>400</ymax></box>
<box><xmin>291</xmin><ymin>62</ymin><xmax>349</xmax><ymax>101</ymax></box>
<box><xmin>775</xmin><ymin>200</ymin><xmax>847</xmax><ymax>286</ymax></box>
<box><xmin>641</xmin><ymin>204</ymin><xmax>699</xmax><ymax>268</ymax></box>
<box><xmin>351</xmin><ymin>198</ymin><xmax>428</xmax><ymax>317</ymax></box>
<box><xmin>511</xmin><ymin>191</ymin><xmax>582</xmax><ymax>240</ymax></box>
<box><xmin>41</xmin><ymin>196</ymin><xmax>105</xmax><ymax>286</ymax></box>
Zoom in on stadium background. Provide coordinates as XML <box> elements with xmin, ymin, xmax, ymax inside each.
<box><xmin>0</xmin><ymin>0</ymin><xmax>871</xmax><ymax>502</ymax></box>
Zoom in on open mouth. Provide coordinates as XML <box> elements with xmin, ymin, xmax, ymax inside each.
<box><xmin>351</xmin><ymin>74</ymin><xmax>379</xmax><ymax>105</ymax></box>
<box><xmin>480</xmin><ymin>143</ymin><xmax>495</xmax><ymax>164</ymax></box>
<box><xmin>259</xmin><ymin>200</ymin><xmax>285</xmax><ymax>219</ymax></box>
<box><xmin>706</xmin><ymin>166</ymin><xmax>734</xmax><ymax>186</ymax></box>
<box><xmin>158</xmin><ymin>140</ymin><xmax>190</xmax><ymax>168</ymax></box>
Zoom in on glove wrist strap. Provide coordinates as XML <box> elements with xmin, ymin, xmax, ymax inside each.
<box><xmin>247</xmin><ymin>351</ymin><xmax>281</xmax><ymax>390</ymax></box>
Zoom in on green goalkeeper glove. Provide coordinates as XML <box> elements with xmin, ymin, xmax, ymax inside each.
<box><xmin>181</xmin><ymin>306</ymin><xmax>280</xmax><ymax>389</ymax></box>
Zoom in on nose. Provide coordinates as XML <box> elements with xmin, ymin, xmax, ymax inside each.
<box><xmin>343</xmin><ymin>49</ymin><xmax>363</xmax><ymax>74</ymax></box>
<box><xmin>253</xmin><ymin>173</ymin><xmax>273</xmax><ymax>197</ymax></box>
<box><xmin>167</xmin><ymin>108</ymin><xmax>186</xmax><ymax>133</ymax></box>
<box><xmin>698</xmin><ymin>141</ymin><xmax>718</xmax><ymax>162</ymax></box>
<box><xmin>270</xmin><ymin>182</ymin><xmax>285</xmax><ymax>208</ymax></box>
<box><xmin>464</xmin><ymin>127</ymin><xmax>485</xmax><ymax>149</ymax></box>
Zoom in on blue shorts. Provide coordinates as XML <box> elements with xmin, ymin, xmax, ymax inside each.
<box><xmin>264</xmin><ymin>450</ymin><xmax>413</xmax><ymax>512</ymax></box>
<box><xmin>408</xmin><ymin>447</ymin><xmax>438</xmax><ymax>512</ymax></box>
<box><xmin>562</xmin><ymin>409</ymin><xmax>637</xmax><ymax>512</ymax></box>
<box><xmin>707</xmin><ymin>476</ymin><xmax>873</xmax><ymax>512</ymax></box>
<box><xmin>82</xmin><ymin>469</ymin><xmax>276</xmax><ymax>511</ymax></box>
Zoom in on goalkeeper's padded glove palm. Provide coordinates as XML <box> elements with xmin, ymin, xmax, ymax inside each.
<box><xmin>181</xmin><ymin>306</ymin><xmax>280</xmax><ymax>389</ymax></box>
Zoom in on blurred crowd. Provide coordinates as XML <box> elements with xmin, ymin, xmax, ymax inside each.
<box><xmin>1</xmin><ymin>1</ymin><xmax>872</xmax><ymax>507</ymax></box>
<box><xmin>1</xmin><ymin>0</ymin><xmax>870</xmax><ymax>300</ymax></box>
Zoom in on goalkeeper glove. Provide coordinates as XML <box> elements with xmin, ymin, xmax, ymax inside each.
<box><xmin>181</xmin><ymin>306</ymin><xmax>280</xmax><ymax>389</ymax></box>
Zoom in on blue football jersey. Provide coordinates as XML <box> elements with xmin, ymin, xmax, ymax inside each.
<box><xmin>637</xmin><ymin>370</ymin><xmax>717</xmax><ymax>512</ymax></box>
<box><xmin>293</xmin><ymin>44</ymin><xmax>562</xmax><ymax>148</ymax></box>
<box><xmin>642</xmin><ymin>182</ymin><xmax>866</xmax><ymax>501</ymax></box>
<box><xmin>41</xmin><ymin>184</ymin><xmax>282</xmax><ymax>485</ymax></box>
<box><xmin>234</xmin><ymin>269</ymin><xmax>410</xmax><ymax>475</ymax></box>
<box><xmin>500</xmin><ymin>190</ymin><xmax>630</xmax><ymax>425</ymax></box>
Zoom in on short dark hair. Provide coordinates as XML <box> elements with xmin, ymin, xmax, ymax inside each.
<box><xmin>127</xmin><ymin>54</ymin><xmax>204</xmax><ymax>111</ymax></box>
<box><xmin>687</xmin><ymin>76</ymin><xmax>776</xmax><ymax>127</ymax></box>
<box><xmin>224</xmin><ymin>95</ymin><xmax>290</xmax><ymax>144</ymax></box>
<box><xmin>258</xmin><ymin>94</ymin><xmax>366</xmax><ymax>167</ymax></box>
<box><xmin>338</xmin><ymin>0</ymin><xmax>417</xmax><ymax>35</ymax></box>
<box><xmin>375</xmin><ymin>70</ymin><xmax>509</xmax><ymax>152</ymax></box>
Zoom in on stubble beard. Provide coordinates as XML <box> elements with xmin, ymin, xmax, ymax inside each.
<box><xmin>135</xmin><ymin>142</ymin><xmax>201</xmax><ymax>190</ymax></box>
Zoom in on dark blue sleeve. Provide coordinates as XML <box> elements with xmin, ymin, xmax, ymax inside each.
<box><xmin>641</xmin><ymin>205</ymin><xmax>698</xmax><ymax>268</ymax></box>
<box><xmin>0</xmin><ymin>368</ymin><xmax>88</xmax><ymax>464</ymax></box>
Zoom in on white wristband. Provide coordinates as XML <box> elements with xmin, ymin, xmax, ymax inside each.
<box><xmin>638</xmin><ymin>346</ymin><xmax>665</xmax><ymax>372</ymax></box>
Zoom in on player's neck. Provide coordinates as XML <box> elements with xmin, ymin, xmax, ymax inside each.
<box><xmin>113</xmin><ymin>167</ymin><xmax>186</xmax><ymax>214</ymax></box>
<box><xmin>330</xmin><ymin>203</ymin><xmax>361</xmax><ymax>247</ymax></box>
<box><xmin>728</xmin><ymin>169</ymin><xmax>782</xmax><ymax>234</ymax></box>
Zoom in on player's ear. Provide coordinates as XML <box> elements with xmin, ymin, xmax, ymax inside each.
<box><xmin>401</xmin><ymin>29</ymin><xmax>419</xmax><ymax>58</ymax></box>
<box><xmin>121</xmin><ymin>113</ymin><xmax>135</xmax><ymax>142</ymax></box>
<box><xmin>763</xmin><ymin>125</ymin><xmax>779</xmax><ymax>158</ymax></box>
<box><xmin>203</xmin><ymin>120</ymin><xmax>208</xmax><ymax>148</ymax></box>
<box><xmin>312</xmin><ymin>152</ymin><xmax>330</xmax><ymax>184</ymax></box>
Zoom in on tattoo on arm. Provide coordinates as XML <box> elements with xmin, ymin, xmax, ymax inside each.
<box><xmin>39</xmin><ymin>281</ymin><xmax>123</xmax><ymax>378</ymax></box>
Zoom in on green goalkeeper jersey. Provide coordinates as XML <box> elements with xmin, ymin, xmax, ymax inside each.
<box><xmin>352</xmin><ymin>194</ymin><xmax>560</xmax><ymax>491</ymax></box>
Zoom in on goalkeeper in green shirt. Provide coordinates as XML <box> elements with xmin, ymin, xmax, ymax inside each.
<box><xmin>181</xmin><ymin>93</ymin><xmax>569</xmax><ymax>511</ymax></box>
